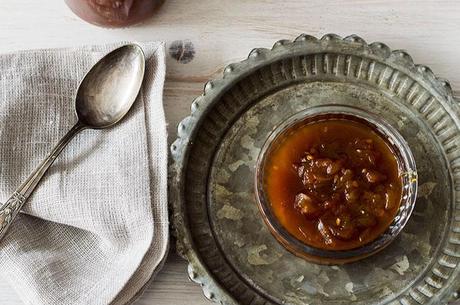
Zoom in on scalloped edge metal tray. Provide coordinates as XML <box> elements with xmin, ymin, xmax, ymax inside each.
<box><xmin>169</xmin><ymin>33</ymin><xmax>460</xmax><ymax>305</ymax></box>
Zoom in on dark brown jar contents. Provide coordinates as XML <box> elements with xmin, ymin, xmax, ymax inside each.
<box><xmin>265</xmin><ymin>118</ymin><xmax>402</xmax><ymax>250</ymax></box>
<box><xmin>65</xmin><ymin>0</ymin><xmax>164</xmax><ymax>27</ymax></box>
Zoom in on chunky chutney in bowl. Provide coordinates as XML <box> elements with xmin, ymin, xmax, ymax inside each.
<box><xmin>255</xmin><ymin>105</ymin><xmax>417</xmax><ymax>264</ymax></box>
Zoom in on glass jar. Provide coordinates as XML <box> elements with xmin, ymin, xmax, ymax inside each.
<box><xmin>255</xmin><ymin>105</ymin><xmax>418</xmax><ymax>264</ymax></box>
<box><xmin>65</xmin><ymin>0</ymin><xmax>164</xmax><ymax>27</ymax></box>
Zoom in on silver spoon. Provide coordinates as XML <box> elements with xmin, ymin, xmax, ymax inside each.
<box><xmin>0</xmin><ymin>44</ymin><xmax>145</xmax><ymax>240</ymax></box>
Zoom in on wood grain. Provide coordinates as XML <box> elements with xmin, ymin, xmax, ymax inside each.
<box><xmin>135</xmin><ymin>252</ymin><xmax>208</xmax><ymax>305</ymax></box>
<box><xmin>0</xmin><ymin>0</ymin><xmax>459</xmax><ymax>304</ymax></box>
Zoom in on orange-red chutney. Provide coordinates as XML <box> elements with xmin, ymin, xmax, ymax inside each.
<box><xmin>264</xmin><ymin>119</ymin><xmax>402</xmax><ymax>250</ymax></box>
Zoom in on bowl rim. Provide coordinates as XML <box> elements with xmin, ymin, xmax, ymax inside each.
<box><xmin>255</xmin><ymin>104</ymin><xmax>418</xmax><ymax>262</ymax></box>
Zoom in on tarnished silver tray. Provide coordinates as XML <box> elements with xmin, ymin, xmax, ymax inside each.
<box><xmin>170</xmin><ymin>34</ymin><xmax>460</xmax><ymax>305</ymax></box>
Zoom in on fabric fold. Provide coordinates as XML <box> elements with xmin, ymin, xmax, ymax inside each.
<box><xmin>0</xmin><ymin>42</ymin><xmax>168</xmax><ymax>305</ymax></box>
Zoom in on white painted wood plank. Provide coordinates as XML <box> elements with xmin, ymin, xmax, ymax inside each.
<box><xmin>0</xmin><ymin>1</ymin><xmax>459</xmax><ymax>304</ymax></box>
<box><xmin>135</xmin><ymin>252</ymin><xmax>208</xmax><ymax>305</ymax></box>
<box><xmin>0</xmin><ymin>1</ymin><xmax>460</xmax><ymax>86</ymax></box>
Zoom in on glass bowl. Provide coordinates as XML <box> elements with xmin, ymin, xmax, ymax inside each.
<box><xmin>255</xmin><ymin>105</ymin><xmax>418</xmax><ymax>264</ymax></box>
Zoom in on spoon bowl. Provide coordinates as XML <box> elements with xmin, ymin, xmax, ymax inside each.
<box><xmin>76</xmin><ymin>44</ymin><xmax>145</xmax><ymax>128</ymax></box>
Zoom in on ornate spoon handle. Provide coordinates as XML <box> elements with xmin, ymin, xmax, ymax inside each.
<box><xmin>0</xmin><ymin>122</ymin><xmax>85</xmax><ymax>240</ymax></box>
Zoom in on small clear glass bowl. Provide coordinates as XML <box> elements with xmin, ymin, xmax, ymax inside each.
<box><xmin>255</xmin><ymin>105</ymin><xmax>418</xmax><ymax>264</ymax></box>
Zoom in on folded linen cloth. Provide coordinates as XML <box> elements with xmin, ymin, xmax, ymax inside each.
<box><xmin>0</xmin><ymin>42</ymin><xmax>168</xmax><ymax>305</ymax></box>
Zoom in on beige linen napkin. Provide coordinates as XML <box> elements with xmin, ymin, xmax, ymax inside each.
<box><xmin>0</xmin><ymin>42</ymin><xmax>168</xmax><ymax>305</ymax></box>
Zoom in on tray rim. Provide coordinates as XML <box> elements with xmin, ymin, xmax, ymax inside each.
<box><xmin>169</xmin><ymin>33</ymin><xmax>460</xmax><ymax>305</ymax></box>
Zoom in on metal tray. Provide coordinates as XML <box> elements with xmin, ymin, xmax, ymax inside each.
<box><xmin>170</xmin><ymin>34</ymin><xmax>460</xmax><ymax>305</ymax></box>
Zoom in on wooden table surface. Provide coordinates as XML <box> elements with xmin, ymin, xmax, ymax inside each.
<box><xmin>0</xmin><ymin>1</ymin><xmax>459</xmax><ymax>304</ymax></box>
